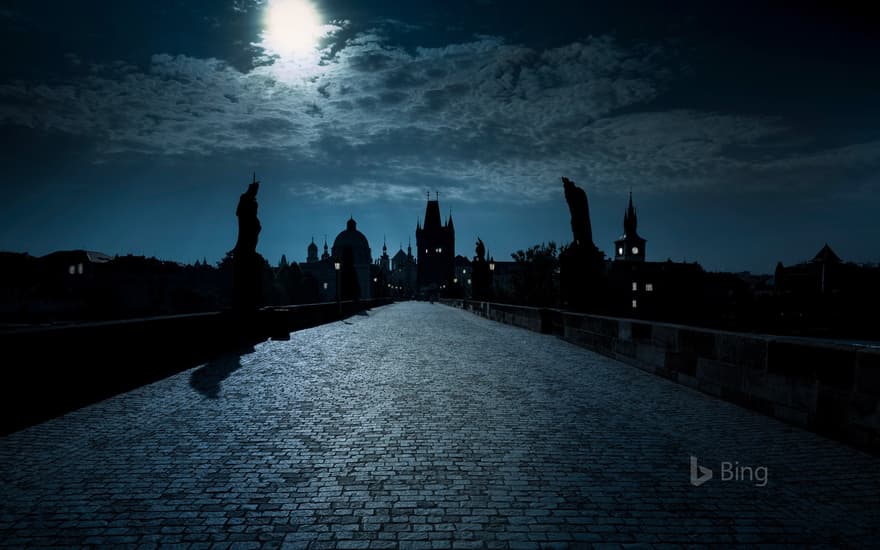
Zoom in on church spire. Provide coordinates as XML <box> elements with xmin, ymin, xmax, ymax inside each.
<box><xmin>321</xmin><ymin>235</ymin><xmax>330</xmax><ymax>261</ymax></box>
<box><xmin>623</xmin><ymin>190</ymin><xmax>638</xmax><ymax>236</ymax></box>
<box><xmin>307</xmin><ymin>235</ymin><xmax>318</xmax><ymax>262</ymax></box>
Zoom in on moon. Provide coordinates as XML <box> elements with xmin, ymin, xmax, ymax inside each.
<box><xmin>263</xmin><ymin>0</ymin><xmax>324</xmax><ymax>55</ymax></box>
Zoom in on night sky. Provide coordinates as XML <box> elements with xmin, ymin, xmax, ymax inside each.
<box><xmin>1</xmin><ymin>0</ymin><xmax>878</xmax><ymax>272</ymax></box>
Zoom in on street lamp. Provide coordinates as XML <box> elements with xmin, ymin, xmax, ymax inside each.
<box><xmin>489</xmin><ymin>259</ymin><xmax>495</xmax><ymax>299</ymax></box>
<box><xmin>334</xmin><ymin>261</ymin><xmax>341</xmax><ymax>313</ymax></box>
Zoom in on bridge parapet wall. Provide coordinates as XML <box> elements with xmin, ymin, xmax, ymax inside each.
<box><xmin>445</xmin><ymin>299</ymin><xmax>880</xmax><ymax>454</ymax></box>
<box><xmin>1</xmin><ymin>298</ymin><xmax>392</xmax><ymax>434</ymax></box>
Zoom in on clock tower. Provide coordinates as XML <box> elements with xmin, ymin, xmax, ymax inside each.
<box><xmin>614</xmin><ymin>192</ymin><xmax>646</xmax><ymax>262</ymax></box>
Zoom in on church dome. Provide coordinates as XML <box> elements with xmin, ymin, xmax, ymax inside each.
<box><xmin>332</xmin><ymin>217</ymin><xmax>371</xmax><ymax>264</ymax></box>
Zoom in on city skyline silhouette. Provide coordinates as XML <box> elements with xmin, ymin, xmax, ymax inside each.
<box><xmin>2</xmin><ymin>2</ymin><xmax>879</xmax><ymax>273</ymax></box>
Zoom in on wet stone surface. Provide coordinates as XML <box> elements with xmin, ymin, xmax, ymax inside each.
<box><xmin>1</xmin><ymin>301</ymin><xmax>878</xmax><ymax>548</ymax></box>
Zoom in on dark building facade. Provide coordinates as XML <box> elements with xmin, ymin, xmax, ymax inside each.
<box><xmin>773</xmin><ymin>244</ymin><xmax>880</xmax><ymax>339</ymax></box>
<box><xmin>331</xmin><ymin>217</ymin><xmax>373</xmax><ymax>300</ymax></box>
<box><xmin>415</xmin><ymin>195</ymin><xmax>455</xmax><ymax>295</ymax></box>
<box><xmin>389</xmin><ymin>241</ymin><xmax>417</xmax><ymax>298</ymax></box>
<box><xmin>297</xmin><ymin>218</ymin><xmax>374</xmax><ymax>302</ymax></box>
<box><xmin>606</xmin><ymin>193</ymin><xmax>707</xmax><ymax>321</ymax></box>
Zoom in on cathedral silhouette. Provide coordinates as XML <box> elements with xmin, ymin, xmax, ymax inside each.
<box><xmin>295</xmin><ymin>194</ymin><xmax>457</xmax><ymax>301</ymax></box>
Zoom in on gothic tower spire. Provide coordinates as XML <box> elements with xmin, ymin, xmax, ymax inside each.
<box><xmin>614</xmin><ymin>191</ymin><xmax>646</xmax><ymax>262</ymax></box>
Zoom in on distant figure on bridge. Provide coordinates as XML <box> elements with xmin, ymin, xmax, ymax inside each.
<box><xmin>233</xmin><ymin>174</ymin><xmax>263</xmax><ymax>311</ymax></box>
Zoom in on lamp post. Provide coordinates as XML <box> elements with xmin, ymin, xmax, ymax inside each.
<box><xmin>334</xmin><ymin>261</ymin><xmax>341</xmax><ymax>314</ymax></box>
<box><xmin>489</xmin><ymin>259</ymin><xmax>495</xmax><ymax>299</ymax></box>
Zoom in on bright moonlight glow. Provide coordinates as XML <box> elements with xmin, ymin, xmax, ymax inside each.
<box><xmin>264</xmin><ymin>0</ymin><xmax>324</xmax><ymax>55</ymax></box>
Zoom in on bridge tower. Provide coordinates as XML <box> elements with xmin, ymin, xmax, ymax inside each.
<box><xmin>416</xmin><ymin>192</ymin><xmax>455</xmax><ymax>295</ymax></box>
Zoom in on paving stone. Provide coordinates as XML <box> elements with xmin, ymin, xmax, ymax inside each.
<box><xmin>1</xmin><ymin>302</ymin><xmax>879</xmax><ymax>548</ymax></box>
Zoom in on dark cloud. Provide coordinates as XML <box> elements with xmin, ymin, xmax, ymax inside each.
<box><xmin>0</xmin><ymin>15</ymin><xmax>878</xmax><ymax>207</ymax></box>
<box><xmin>381</xmin><ymin>68</ymin><xmax>428</xmax><ymax>89</ymax></box>
<box><xmin>347</xmin><ymin>51</ymin><xmax>394</xmax><ymax>72</ymax></box>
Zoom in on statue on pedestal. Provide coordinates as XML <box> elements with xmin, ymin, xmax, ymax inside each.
<box><xmin>471</xmin><ymin>237</ymin><xmax>491</xmax><ymax>301</ymax></box>
<box><xmin>233</xmin><ymin>174</ymin><xmax>263</xmax><ymax>311</ymax></box>
<box><xmin>563</xmin><ymin>176</ymin><xmax>593</xmax><ymax>247</ymax></box>
<box><xmin>559</xmin><ymin>176</ymin><xmax>606</xmax><ymax>311</ymax></box>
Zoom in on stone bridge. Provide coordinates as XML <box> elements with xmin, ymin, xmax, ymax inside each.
<box><xmin>1</xmin><ymin>302</ymin><xmax>878</xmax><ymax>548</ymax></box>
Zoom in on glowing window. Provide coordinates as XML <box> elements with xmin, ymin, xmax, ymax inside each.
<box><xmin>632</xmin><ymin>282</ymin><xmax>638</xmax><ymax>291</ymax></box>
<box><xmin>618</xmin><ymin>247</ymin><xmax>624</xmax><ymax>255</ymax></box>
<box><xmin>68</xmin><ymin>265</ymin><xmax>75</xmax><ymax>275</ymax></box>
<box><xmin>632</xmin><ymin>246</ymin><xmax>639</xmax><ymax>254</ymax></box>
<box><xmin>77</xmin><ymin>263</ymin><xmax>84</xmax><ymax>274</ymax></box>
<box><xmin>632</xmin><ymin>299</ymin><xmax>638</xmax><ymax>309</ymax></box>
<box><xmin>323</xmin><ymin>282</ymin><xmax>328</xmax><ymax>289</ymax></box>
<box><xmin>646</xmin><ymin>283</ymin><xmax>653</xmax><ymax>292</ymax></box>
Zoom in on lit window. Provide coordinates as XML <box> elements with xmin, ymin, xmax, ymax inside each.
<box><xmin>323</xmin><ymin>282</ymin><xmax>328</xmax><ymax>290</ymax></box>
<box><xmin>467</xmin><ymin>278</ymin><xmax>472</xmax><ymax>285</ymax></box>
<box><xmin>463</xmin><ymin>269</ymin><xmax>467</xmax><ymax>274</ymax></box>
<box><xmin>646</xmin><ymin>283</ymin><xmax>653</xmax><ymax>292</ymax></box>
<box><xmin>632</xmin><ymin>246</ymin><xmax>639</xmax><ymax>254</ymax></box>
<box><xmin>68</xmin><ymin>265</ymin><xmax>75</xmax><ymax>275</ymax></box>
<box><xmin>632</xmin><ymin>282</ymin><xmax>638</xmax><ymax>291</ymax></box>
<box><xmin>618</xmin><ymin>247</ymin><xmax>624</xmax><ymax>255</ymax></box>
<box><xmin>425</xmin><ymin>249</ymin><xmax>428</xmax><ymax>254</ymax></box>
<box><xmin>77</xmin><ymin>263</ymin><xmax>84</xmax><ymax>275</ymax></box>
<box><xmin>632</xmin><ymin>299</ymin><xmax>638</xmax><ymax>309</ymax></box>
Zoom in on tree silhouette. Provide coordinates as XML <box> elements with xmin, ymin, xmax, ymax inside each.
<box><xmin>511</xmin><ymin>242</ymin><xmax>559</xmax><ymax>306</ymax></box>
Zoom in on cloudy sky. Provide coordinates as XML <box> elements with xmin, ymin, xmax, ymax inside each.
<box><xmin>1</xmin><ymin>0</ymin><xmax>878</xmax><ymax>272</ymax></box>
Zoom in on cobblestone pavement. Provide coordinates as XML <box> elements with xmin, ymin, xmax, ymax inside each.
<box><xmin>2</xmin><ymin>302</ymin><xmax>879</xmax><ymax>549</ymax></box>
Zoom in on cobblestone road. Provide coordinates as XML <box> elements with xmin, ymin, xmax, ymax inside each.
<box><xmin>2</xmin><ymin>302</ymin><xmax>879</xmax><ymax>549</ymax></box>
